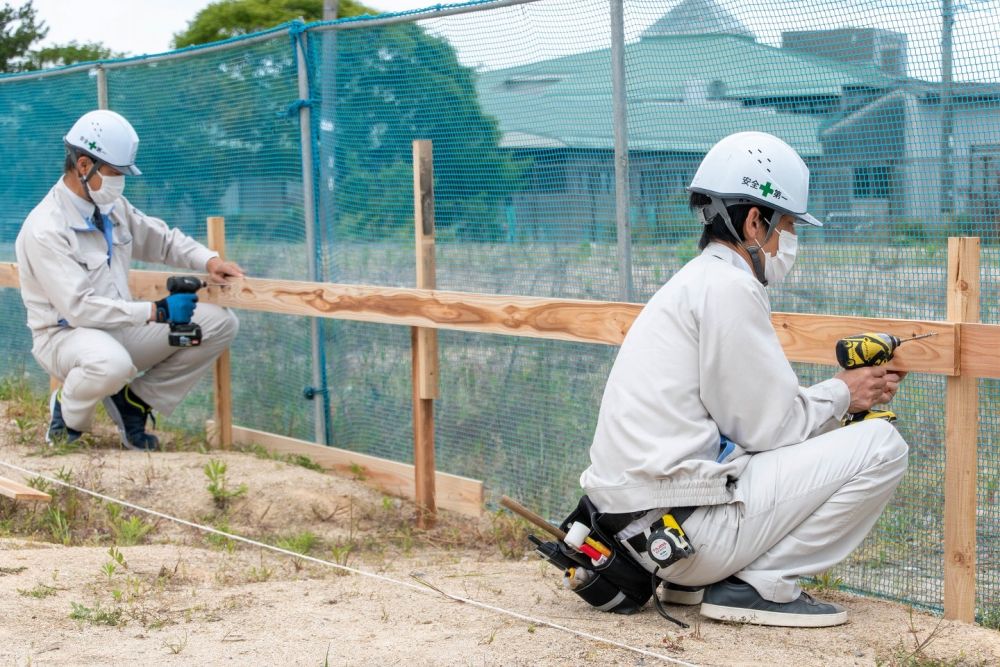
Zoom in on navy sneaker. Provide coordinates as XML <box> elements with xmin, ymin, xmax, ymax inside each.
<box><xmin>700</xmin><ymin>578</ymin><xmax>847</xmax><ymax>627</ymax></box>
<box><xmin>102</xmin><ymin>386</ymin><xmax>159</xmax><ymax>451</ymax></box>
<box><xmin>657</xmin><ymin>582</ymin><xmax>704</xmax><ymax>605</ymax></box>
<box><xmin>47</xmin><ymin>389</ymin><xmax>83</xmax><ymax>445</ymax></box>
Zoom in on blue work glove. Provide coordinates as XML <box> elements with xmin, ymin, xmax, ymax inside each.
<box><xmin>155</xmin><ymin>293</ymin><xmax>198</xmax><ymax>324</ymax></box>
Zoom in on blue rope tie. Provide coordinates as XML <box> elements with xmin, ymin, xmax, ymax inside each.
<box><xmin>281</xmin><ymin>19</ymin><xmax>314</xmax><ymax>118</ymax></box>
<box><xmin>279</xmin><ymin>99</ymin><xmax>314</xmax><ymax>118</ymax></box>
<box><xmin>288</xmin><ymin>19</ymin><xmax>308</xmax><ymax>41</ymax></box>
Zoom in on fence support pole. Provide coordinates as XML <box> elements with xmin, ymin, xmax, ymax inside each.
<box><xmin>96</xmin><ymin>65</ymin><xmax>108</xmax><ymax>109</ymax></box>
<box><xmin>412</xmin><ymin>140</ymin><xmax>439</xmax><ymax>528</ymax></box>
<box><xmin>207</xmin><ymin>216</ymin><xmax>233</xmax><ymax>450</ymax></box>
<box><xmin>610</xmin><ymin>0</ymin><xmax>633</xmax><ymax>302</ymax></box>
<box><xmin>944</xmin><ymin>236</ymin><xmax>979</xmax><ymax>622</ymax></box>
<box><xmin>295</xmin><ymin>29</ymin><xmax>330</xmax><ymax>446</ymax></box>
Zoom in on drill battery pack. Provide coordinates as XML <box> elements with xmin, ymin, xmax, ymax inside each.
<box><xmin>531</xmin><ymin>495</ymin><xmax>652</xmax><ymax>615</ymax></box>
<box><xmin>168</xmin><ymin>322</ymin><xmax>203</xmax><ymax>348</ymax></box>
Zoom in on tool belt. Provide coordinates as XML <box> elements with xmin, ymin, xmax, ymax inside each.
<box><xmin>530</xmin><ymin>495</ymin><xmax>653</xmax><ymax>614</ymax></box>
<box><xmin>599</xmin><ymin>506</ymin><xmax>697</xmax><ymax>572</ymax></box>
<box><xmin>615</xmin><ymin>507</ymin><xmax>697</xmax><ymax>555</ymax></box>
<box><xmin>529</xmin><ymin>496</ymin><xmax>699</xmax><ymax>616</ymax></box>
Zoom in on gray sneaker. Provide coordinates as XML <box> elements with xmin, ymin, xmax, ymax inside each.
<box><xmin>657</xmin><ymin>582</ymin><xmax>704</xmax><ymax>605</ymax></box>
<box><xmin>700</xmin><ymin>578</ymin><xmax>847</xmax><ymax>627</ymax></box>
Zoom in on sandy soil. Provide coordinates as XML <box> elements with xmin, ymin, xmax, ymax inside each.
<box><xmin>1</xmin><ymin>405</ymin><xmax>999</xmax><ymax>666</ymax></box>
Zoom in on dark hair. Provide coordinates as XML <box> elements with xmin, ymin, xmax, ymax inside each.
<box><xmin>690</xmin><ymin>192</ymin><xmax>775</xmax><ymax>250</ymax></box>
<box><xmin>64</xmin><ymin>148</ymin><xmax>99</xmax><ymax>173</ymax></box>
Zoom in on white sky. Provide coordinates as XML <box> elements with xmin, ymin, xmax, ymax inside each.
<box><xmin>11</xmin><ymin>0</ymin><xmax>1000</xmax><ymax>81</ymax></box>
<box><xmin>16</xmin><ymin>0</ymin><xmax>434</xmax><ymax>56</ymax></box>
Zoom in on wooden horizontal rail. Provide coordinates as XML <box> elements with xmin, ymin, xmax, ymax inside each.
<box><xmin>960</xmin><ymin>324</ymin><xmax>1000</xmax><ymax>379</ymax></box>
<box><xmin>2</xmin><ymin>263</ymin><xmax>999</xmax><ymax>376</ymax></box>
<box><xmin>225</xmin><ymin>424</ymin><xmax>483</xmax><ymax>517</ymax></box>
<box><xmin>127</xmin><ymin>270</ymin><xmax>641</xmax><ymax>346</ymax></box>
<box><xmin>0</xmin><ymin>263</ymin><xmax>16</xmax><ymax>288</ymax></box>
<box><xmin>0</xmin><ymin>476</ymin><xmax>51</xmax><ymax>503</ymax></box>
<box><xmin>772</xmin><ymin>313</ymin><xmax>959</xmax><ymax>376</ymax></box>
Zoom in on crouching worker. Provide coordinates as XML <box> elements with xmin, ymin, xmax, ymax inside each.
<box><xmin>15</xmin><ymin>110</ymin><xmax>243</xmax><ymax>451</ymax></box>
<box><xmin>579</xmin><ymin>132</ymin><xmax>908</xmax><ymax>627</ymax></box>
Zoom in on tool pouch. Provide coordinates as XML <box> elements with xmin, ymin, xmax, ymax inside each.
<box><xmin>530</xmin><ymin>495</ymin><xmax>653</xmax><ymax>614</ymax></box>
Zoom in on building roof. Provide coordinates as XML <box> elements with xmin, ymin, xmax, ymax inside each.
<box><xmin>480</xmin><ymin>34</ymin><xmax>896</xmax><ymax>102</ymax></box>
<box><xmin>486</xmin><ymin>92</ymin><xmax>825</xmax><ymax>157</ymax></box>
<box><xmin>641</xmin><ymin>0</ymin><xmax>755</xmax><ymax>40</ymax></box>
<box><xmin>477</xmin><ymin>34</ymin><xmax>895</xmax><ymax>156</ymax></box>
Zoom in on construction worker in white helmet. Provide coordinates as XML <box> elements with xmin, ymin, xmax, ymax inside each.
<box><xmin>15</xmin><ymin>109</ymin><xmax>244</xmax><ymax>451</ymax></box>
<box><xmin>580</xmin><ymin>132</ymin><xmax>909</xmax><ymax>627</ymax></box>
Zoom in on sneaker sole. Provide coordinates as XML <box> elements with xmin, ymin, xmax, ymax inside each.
<box><xmin>700</xmin><ymin>602</ymin><xmax>848</xmax><ymax>627</ymax></box>
<box><xmin>101</xmin><ymin>397</ymin><xmax>155</xmax><ymax>451</ymax></box>
<box><xmin>658</xmin><ymin>588</ymin><xmax>704</xmax><ymax>605</ymax></box>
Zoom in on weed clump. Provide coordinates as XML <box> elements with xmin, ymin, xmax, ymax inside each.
<box><xmin>204</xmin><ymin>459</ymin><xmax>248</xmax><ymax>510</ymax></box>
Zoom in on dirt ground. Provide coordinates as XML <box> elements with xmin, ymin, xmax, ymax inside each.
<box><xmin>1</xmin><ymin>402</ymin><xmax>999</xmax><ymax>666</ymax></box>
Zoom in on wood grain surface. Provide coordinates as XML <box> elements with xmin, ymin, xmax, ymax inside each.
<box><xmin>0</xmin><ymin>476</ymin><xmax>51</xmax><ymax>502</ymax></box>
<box><xmin>943</xmin><ymin>237</ymin><xmax>980</xmax><ymax>623</ymax></box>
<box><xmin>227</xmin><ymin>425</ymin><xmax>483</xmax><ymax>517</ymax></box>
<box><xmin>770</xmin><ymin>312</ymin><xmax>959</xmax><ymax>375</ymax></box>
<box><xmin>2</xmin><ymin>262</ymin><xmax>998</xmax><ymax>376</ymax></box>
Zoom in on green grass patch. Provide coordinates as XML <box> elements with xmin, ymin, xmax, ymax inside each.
<box><xmin>69</xmin><ymin>601</ymin><xmax>124</xmax><ymax>626</ymax></box>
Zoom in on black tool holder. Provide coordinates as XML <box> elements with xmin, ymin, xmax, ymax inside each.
<box><xmin>531</xmin><ymin>495</ymin><xmax>652</xmax><ymax>615</ymax></box>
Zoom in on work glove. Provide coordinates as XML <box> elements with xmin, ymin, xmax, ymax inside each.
<box><xmin>155</xmin><ymin>293</ymin><xmax>198</xmax><ymax>325</ymax></box>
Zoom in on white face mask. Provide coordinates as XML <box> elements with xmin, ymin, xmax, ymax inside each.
<box><xmin>763</xmin><ymin>229</ymin><xmax>798</xmax><ymax>285</ymax></box>
<box><xmin>87</xmin><ymin>173</ymin><xmax>125</xmax><ymax>208</ymax></box>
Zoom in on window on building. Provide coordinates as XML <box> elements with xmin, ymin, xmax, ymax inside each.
<box><xmin>528</xmin><ymin>152</ymin><xmax>568</xmax><ymax>192</ymax></box>
<box><xmin>969</xmin><ymin>145</ymin><xmax>1000</xmax><ymax>218</ymax></box>
<box><xmin>853</xmin><ymin>165</ymin><xmax>893</xmax><ymax>199</ymax></box>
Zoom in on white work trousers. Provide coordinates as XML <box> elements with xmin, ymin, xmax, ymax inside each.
<box><xmin>32</xmin><ymin>304</ymin><xmax>239</xmax><ymax>431</ymax></box>
<box><xmin>657</xmin><ymin>419</ymin><xmax>908</xmax><ymax>603</ymax></box>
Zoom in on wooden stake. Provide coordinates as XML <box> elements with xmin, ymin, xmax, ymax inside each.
<box><xmin>944</xmin><ymin>236</ymin><xmax>979</xmax><ymax>622</ymax></box>
<box><xmin>207</xmin><ymin>216</ymin><xmax>233</xmax><ymax>450</ymax></box>
<box><xmin>412</xmin><ymin>140</ymin><xmax>438</xmax><ymax>528</ymax></box>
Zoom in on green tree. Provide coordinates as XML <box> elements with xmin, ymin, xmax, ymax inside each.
<box><xmin>172</xmin><ymin>0</ymin><xmax>369</xmax><ymax>48</ymax></box>
<box><xmin>333</xmin><ymin>23</ymin><xmax>522</xmax><ymax>240</ymax></box>
<box><xmin>170</xmin><ymin>0</ymin><xmax>523</xmax><ymax>241</ymax></box>
<box><xmin>0</xmin><ymin>0</ymin><xmax>47</xmax><ymax>73</ymax></box>
<box><xmin>26</xmin><ymin>41</ymin><xmax>120</xmax><ymax>70</ymax></box>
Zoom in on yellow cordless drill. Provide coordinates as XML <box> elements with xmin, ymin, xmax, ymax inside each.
<box><xmin>835</xmin><ymin>332</ymin><xmax>934</xmax><ymax>424</ymax></box>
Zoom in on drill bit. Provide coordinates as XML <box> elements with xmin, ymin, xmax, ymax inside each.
<box><xmin>898</xmin><ymin>332</ymin><xmax>937</xmax><ymax>345</ymax></box>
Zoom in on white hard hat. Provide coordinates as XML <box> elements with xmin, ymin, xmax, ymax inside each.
<box><xmin>688</xmin><ymin>131</ymin><xmax>820</xmax><ymax>227</ymax></box>
<box><xmin>64</xmin><ymin>110</ymin><xmax>142</xmax><ymax>176</ymax></box>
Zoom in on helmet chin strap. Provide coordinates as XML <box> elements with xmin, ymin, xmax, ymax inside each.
<box><xmin>701</xmin><ymin>196</ymin><xmax>783</xmax><ymax>286</ymax></box>
<box><xmin>744</xmin><ymin>240</ymin><xmax>768</xmax><ymax>286</ymax></box>
<box><xmin>70</xmin><ymin>148</ymin><xmax>102</xmax><ymax>203</ymax></box>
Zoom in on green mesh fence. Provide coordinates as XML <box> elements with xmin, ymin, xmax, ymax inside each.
<box><xmin>2</xmin><ymin>0</ymin><xmax>999</xmax><ymax>620</ymax></box>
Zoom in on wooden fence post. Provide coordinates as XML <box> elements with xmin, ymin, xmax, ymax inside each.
<box><xmin>944</xmin><ymin>236</ymin><xmax>979</xmax><ymax>622</ymax></box>
<box><xmin>207</xmin><ymin>216</ymin><xmax>233</xmax><ymax>450</ymax></box>
<box><xmin>412</xmin><ymin>140</ymin><xmax>439</xmax><ymax>528</ymax></box>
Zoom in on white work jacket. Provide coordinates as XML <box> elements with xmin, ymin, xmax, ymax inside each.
<box><xmin>580</xmin><ymin>243</ymin><xmax>850</xmax><ymax>513</ymax></box>
<box><xmin>15</xmin><ymin>178</ymin><xmax>218</xmax><ymax>338</ymax></box>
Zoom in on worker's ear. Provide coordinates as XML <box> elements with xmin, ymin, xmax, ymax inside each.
<box><xmin>742</xmin><ymin>207</ymin><xmax>764</xmax><ymax>243</ymax></box>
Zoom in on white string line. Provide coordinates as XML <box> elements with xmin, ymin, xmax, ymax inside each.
<box><xmin>0</xmin><ymin>459</ymin><xmax>698</xmax><ymax>667</ymax></box>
